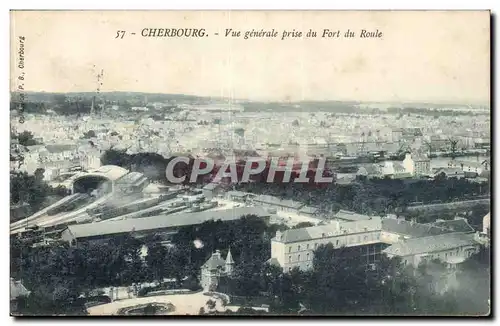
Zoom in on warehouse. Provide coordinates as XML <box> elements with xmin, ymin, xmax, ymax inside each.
<box><xmin>61</xmin><ymin>206</ymin><xmax>270</xmax><ymax>246</ymax></box>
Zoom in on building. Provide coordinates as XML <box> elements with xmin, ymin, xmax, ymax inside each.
<box><xmin>79</xmin><ymin>148</ymin><xmax>102</xmax><ymax>171</ymax></box>
<box><xmin>200</xmin><ymin>249</ymin><xmax>234</xmax><ymax>292</ymax></box>
<box><xmin>270</xmin><ymin>215</ymin><xmax>480</xmax><ymax>272</ymax></box>
<box><xmin>383</xmin><ymin>232</ymin><xmax>480</xmax><ymax>267</ymax></box>
<box><xmin>380</xmin><ymin>217</ymin><xmax>453</xmax><ymax>244</ymax></box>
<box><xmin>483</xmin><ymin>212</ymin><xmax>490</xmax><ymax>236</ymax></box>
<box><xmin>202</xmin><ymin>182</ymin><xmax>223</xmax><ymax>200</ymax></box>
<box><xmin>380</xmin><ymin>161</ymin><xmax>411</xmax><ymax>179</ymax></box>
<box><xmin>114</xmin><ymin>172</ymin><xmax>150</xmax><ymax>194</ymax></box>
<box><xmin>481</xmin><ymin>159</ymin><xmax>490</xmax><ymax>171</ymax></box>
<box><xmin>61</xmin><ymin>206</ymin><xmax>271</xmax><ymax>246</ymax></box>
<box><xmin>431</xmin><ymin>218</ymin><xmax>476</xmax><ymax>234</ymax></box>
<box><xmin>225</xmin><ymin>190</ymin><xmax>253</xmax><ymax>202</ymax></box>
<box><xmin>10</xmin><ymin>278</ymin><xmax>31</xmax><ymax>313</ymax></box>
<box><xmin>434</xmin><ymin>168</ymin><xmax>466</xmax><ymax>179</ymax></box>
<box><xmin>448</xmin><ymin>160</ymin><xmax>486</xmax><ymax>175</ymax></box>
<box><xmin>252</xmin><ymin>194</ymin><xmax>304</xmax><ymax>213</ymax></box>
<box><xmin>403</xmin><ymin>152</ymin><xmax>431</xmax><ymax>176</ymax></box>
<box><xmin>298</xmin><ymin>206</ymin><xmax>320</xmax><ymax>217</ymax></box>
<box><xmin>356</xmin><ymin>164</ymin><xmax>382</xmax><ymax>179</ymax></box>
<box><xmin>270</xmin><ymin>217</ymin><xmax>383</xmax><ymax>272</ymax></box>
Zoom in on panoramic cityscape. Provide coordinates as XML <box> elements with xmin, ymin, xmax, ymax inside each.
<box><xmin>10</xmin><ymin>91</ymin><xmax>491</xmax><ymax>316</ymax></box>
<box><xmin>10</xmin><ymin>10</ymin><xmax>490</xmax><ymax>317</ymax></box>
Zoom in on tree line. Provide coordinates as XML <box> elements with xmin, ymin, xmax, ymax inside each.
<box><xmin>10</xmin><ymin>216</ymin><xmax>283</xmax><ymax>315</ymax></box>
<box><xmin>10</xmin><ymin>171</ymin><xmax>69</xmax><ymax>222</ymax></box>
<box><xmin>11</xmin><ymin>212</ymin><xmax>490</xmax><ymax>316</ymax></box>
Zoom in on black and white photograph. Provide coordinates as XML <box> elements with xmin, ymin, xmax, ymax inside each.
<box><xmin>9</xmin><ymin>10</ymin><xmax>491</xmax><ymax>316</ymax></box>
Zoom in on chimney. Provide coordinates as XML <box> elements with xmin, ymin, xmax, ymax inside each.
<box><xmin>275</xmin><ymin>230</ymin><xmax>282</xmax><ymax>241</ymax></box>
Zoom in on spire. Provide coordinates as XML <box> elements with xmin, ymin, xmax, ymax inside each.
<box><xmin>225</xmin><ymin>248</ymin><xmax>234</xmax><ymax>265</ymax></box>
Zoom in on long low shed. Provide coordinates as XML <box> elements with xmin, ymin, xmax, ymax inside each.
<box><xmin>61</xmin><ymin>206</ymin><xmax>270</xmax><ymax>245</ymax></box>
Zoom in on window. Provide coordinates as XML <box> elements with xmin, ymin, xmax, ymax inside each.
<box><xmin>289</xmin><ymin>255</ymin><xmax>292</xmax><ymax>263</ymax></box>
<box><xmin>364</xmin><ymin>236</ymin><xmax>368</xmax><ymax>241</ymax></box>
<box><xmin>289</xmin><ymin>247</ymin><xmax>292</xmax><ymax>253</ymax></box>
<box><xmin>314</xmin><ymin>243</ymin><xmax>318</xmax><ymax>249</ymax></box>
<box><xmin>445</xmin><ymin>253</ymin><xmax>448</xmax><ymax>258</ymax></box>
<box><xmin>306</xmin><ymin>244</ymin><xmax>309</xmax><ymax>250</ymax></box>
<box><xmin>298</xmin><ymin>245</ymin><xmax>301</xmax><ymax>251</ymax></box>
<box><xmin>336</xmin><ymin>240</ymin><xmax>339</xmax><ymax>246</ymax></box>
<box><xmin>307</xmin><ymin>253</ymin><xmax>310</xmax><ymax>261</ymax></box>
<box><xmin>298</xmin><ymin>255</ymin><xmax>301</xmax><ymax>261</ymax></box>
<box><xmin>322</xmin><ymin>233</ymin><xmax>326</xmax><ymax>237</ymax></box>
<box><xmin>456</xmin><ymin>249</ymin><xmax>459</xmax><ymax>254</ymax></box>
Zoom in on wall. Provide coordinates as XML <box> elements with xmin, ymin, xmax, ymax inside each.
<box><xmin>274</xmin><ymin>230</ymin><xmax>383</xmax><ymax>272</ymax></box>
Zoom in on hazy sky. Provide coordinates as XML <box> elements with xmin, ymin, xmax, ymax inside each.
<box><xmin>10</xmin><ymin>11</ymin><xmax>490</xmax><ymax>104</ymax></box>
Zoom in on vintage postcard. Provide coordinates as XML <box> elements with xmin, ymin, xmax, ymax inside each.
<box><xmin>10</xmin><ymin>10</ymin><xmax>491</xmax><ymax>316</ymax></box>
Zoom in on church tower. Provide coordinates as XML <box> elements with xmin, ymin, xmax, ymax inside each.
<box><xmin>225</xmin><ymin>248</ymin><xmax>234</xmax><ymax>276</ymax></box>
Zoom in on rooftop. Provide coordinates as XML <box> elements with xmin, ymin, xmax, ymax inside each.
<box><xmin>253</xmin><ymin>195</ymin><xmax>305</xmax><ymax>210</ymax></box>
<box><xmin>431</xmin><ymin>218</ymin><xmax>475</xmax><ymax>233</ymax></box>
<box><xmin>383</xmin><ymin>232</ymin><xmax>477</xmax><ymax>257</ymax></box>
<box><xmin>201</xmin><ymin>250</ymin><xmax>226</xmax><ymax>271</ymax></box>
<box><xmin>275</xmin><ymin>217</ymin><xmax>382</xmax><ymax>243</ymax></box>
<box><xmin>382</xmin><ymin>218</ymin><xmax>452</xmax><ymax>238</ymax></box>
<box><xmin>65</xmin><ymin>206</ymin><xmax>270</xmax><ymax>239</ymax></box>
<box><xmin>10</xmin><ymin>279</ymin><xmax>30</xmax><ymax>300</ymax></box>
<box><xmin>334</xmin><ymin>210</ymin><xmax>371</xmax><ymax>222</ymax></box>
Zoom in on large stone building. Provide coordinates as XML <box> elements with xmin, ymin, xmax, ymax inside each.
<box><xmin>270</xmin><ymin>217</ymin><xmax>383</xmax><ymax>272</ymax></box>
<box><xmin>270</xmin><ymin>215</ymin><xmax>481</xmax><ymax>272</ymax></box>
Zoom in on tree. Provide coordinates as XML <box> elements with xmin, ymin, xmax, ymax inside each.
<box><xmin>83</xmin><ymin>130</ymin><xmax>96</xmax><ymax>139</ymax></box>
<box><xmin>17</xmin><ymin>131</ymin><xmax>39</xmax><ymax>146</ymax></box>
<box><xmin>34</xmin><ymin>168</ymin><xmax>45</xmax><ymax>181</ymax></box>
<box><xmin>145</xmin><ymin>243</ymin><xmax>169</xmax><ymax>283</ymax></box>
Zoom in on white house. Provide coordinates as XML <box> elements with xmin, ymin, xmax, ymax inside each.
<box><xmin>403</xmin><ymin>152</ymin><xmax>431</xmax><ymax>176</ymax></box>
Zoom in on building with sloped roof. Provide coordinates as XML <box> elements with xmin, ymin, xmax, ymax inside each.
<box><xmin>403</xmin><ymin>152</ymin><xmax>431</xmax><ymax>176</ymax></box>
<box><xmin>383</xmin><ymin>232</ymin><xmax>479</xmax><ymax>267</ymax></box>
<box><xmin>200</xmin><ymin>249</ymin><xmax>234</xmax><ymax>291</ymax></box>
<box><xmin>10</xmin><ymin>278</ymin><xmax>31</xmax><ymax>313</ymax></box>
<box><xmin>252</xmin><ymin>194</ymin><xmax>304</xmax><ymax>213</ymax></box>
<box><xmin>271</xmin><ymin>214</ymin><xmax>481</xmax><ymax>272</ymax></box>
<box><xmin>61</xmin><ymin>206</ymin><xmax>270</xmax><ymax>246</ymax></box>
<box><xmin>334</xmin><ymin>210</ymin><xmax>371</xmax><ymax>222</ymax></box>
<box><xmin>434</xmin><ymin>167</ymin><xmax>466</xmax><ymax>179</ymax></box>
<box><xmin>271</xmin><ymin>217</ymin><xmax>383</xmax><ymax>272</ymax></box>
<box><xmin>431</xmin><ymin>218</ymin><xmax>475</xmax><ymax>234</ymax></box>
<box><xmin>380</xmin><ymin>217</ymin><xmax>453</xmax><ymax>244</ymax></box>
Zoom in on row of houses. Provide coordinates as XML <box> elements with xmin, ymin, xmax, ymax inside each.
<box><xmin>356</xmin><ymin>154</ymin><xmax>490</xmax><ymax>180</ymax></box>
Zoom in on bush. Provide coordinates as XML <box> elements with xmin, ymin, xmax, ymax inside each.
<box><xmin>137</xmin><ymin>287</ymin><xmax>152</xmax><ymax>297</ymax></box>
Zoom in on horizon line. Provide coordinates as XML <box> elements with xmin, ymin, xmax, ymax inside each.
<box><xmin>11</xmin><ymin>90</ymin><xmax>490</xmax><ymax>107</ymax></box>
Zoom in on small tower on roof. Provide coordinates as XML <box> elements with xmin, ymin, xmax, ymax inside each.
<box><xmin>225</xmin><ymin>248</ymin><xmax>234</xmax><ymax>276</ymax></box>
